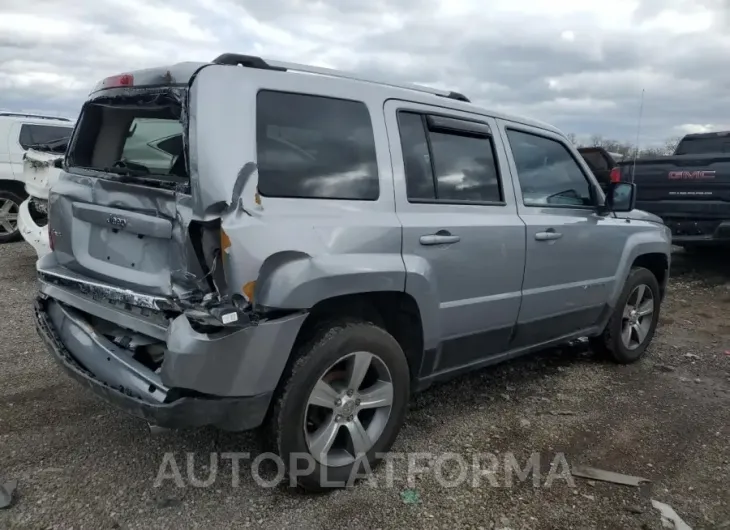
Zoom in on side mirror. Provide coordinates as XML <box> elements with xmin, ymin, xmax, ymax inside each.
<box><xmin>606</xmin><ymin>181</ymin><xmax>636</xmax><ymax>212</ymax></box>
<box><xmin>53</xmin><ymin>158</ymin><xmax>63</xmax><ymax>169</ymax></box>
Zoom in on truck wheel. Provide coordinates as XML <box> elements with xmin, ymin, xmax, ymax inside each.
<box><xmin>269</xmin><ymin>320</ymin><xmax>410</xmax><ymax>491</ymax></box>
<box><xmin>589</xmin><ymin>267</ymin><xmax>661</xmax><ymax>364</ymax></box>
<box><xmin>0</xmin><ymin>190</ymin><xmax>23</xmax><ymax>244</ymax></box>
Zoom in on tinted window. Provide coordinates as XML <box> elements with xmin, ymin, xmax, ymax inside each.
<box><xmin>430</xmin><ymin>131</ymin><xmax>501</xmax><ymax>202</ymax></box>
<box><xmin>18</xmin><ymin>124</ymin><xmax>73</xmax><ymax>150</ymax></box>
<box><xmin>257</xmin><ymin>91</ymin><xmax>379</xmax><ymax>200</ymax></box>
<box><xmin>507</xmin><ymin>130</ymin><xmax>593</xmax><ymax>207</ymax></box>
<box><xmin>398</xmin><ymin>111</ymin><xmax>502</xmax><ymax>203</ymax></box>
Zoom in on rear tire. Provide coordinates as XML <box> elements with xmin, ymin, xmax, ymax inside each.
<box><xmin>269</xmin><ymin>320</ymin><xmax>410</xmax><ymax>492</ymax></box>
<box><xmin>589</xmin><ymin>267</ymin><xmax>661</xmax><ymax>364</ymax></box>
<box><xmin>0</xmin><ymin>189</ymin><xmax>23</xmax><ymax>244</ymax></box>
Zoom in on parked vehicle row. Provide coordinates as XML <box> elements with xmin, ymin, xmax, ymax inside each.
<box><xmin>617</xmin><ymin>132</ymin><xmax>730</xmax><ymax>250</ymax></box>
<box><xmin>577</xmin><ymin>134</ymin><xmax>730</xmax><ymax>250</ymax></box>
<box><xmin>31</xmin><ymin>54</ymin><xmax>671</xmax><ymax>490</ymax></box>
<box><xmin>0</xmin><ymin>112</ymin><xmax>74</xmax><ymax>244</ymax></box>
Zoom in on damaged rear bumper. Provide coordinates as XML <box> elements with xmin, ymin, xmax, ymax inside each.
<box><xmin>18</xmin><ymin>198</ymin><xmax>50</xmax><ymax>258</ymax></box>
<box><xmin>34</xmin><ymin>287</ymin><xmax>307</xmax><ymax>431</ymax></box>
<box><xmin>34</xmin><ymin>296</ymin><xmax>271</xmax><ymax>430</ymax></box>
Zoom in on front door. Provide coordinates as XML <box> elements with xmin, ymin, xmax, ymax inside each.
<box><xmin>497</xmin><ymin>123</ymin><xmax>623</xmax><ymax>346</ymax></box>
<box><xmin>384</xmin><ymin>100</ymin><xmax>526</xmax><ymax>375</ymax></box>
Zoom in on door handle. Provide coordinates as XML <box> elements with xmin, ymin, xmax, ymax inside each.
<box><xmin>535</xmin><ymin>229</ymin><xmax>563</xmax><ymax>241</ymax></box>
<box><xmin>420</xmin><ymin>231</ymin><xmax>461</xmax><ymax>246</ymax></box>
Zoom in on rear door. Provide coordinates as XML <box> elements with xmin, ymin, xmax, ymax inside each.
<box><xmin>384</xmin><ymin>100</ymin><xmax>526</xmax><ymax>374</ymax></box>
<box><xmin>498</xmin><ymin>122</ymin><xmax>620</xmax><ymax>346</ymax></box>
<box><xmin>7</xmin><ymin>122</ymin><xmax>25</xmax><ymax>179</ymax></box>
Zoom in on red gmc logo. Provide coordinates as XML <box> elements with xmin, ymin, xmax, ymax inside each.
<box><xmin>668</xmin><ymin>170</ymin><xmax>716</xmax><ymax>180</ymax></box>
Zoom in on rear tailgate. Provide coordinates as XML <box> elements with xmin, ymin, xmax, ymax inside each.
<box><xmin>42</xmin><ymin>67</ymin><xmax>217</xmax><ymax>306</ymax></box>
<box><xmin>623</xmin><ymin>155</ymin><xmax>730</xmax><ymax>239</ymax></box>
<box><xmin>628</xmin><ymin>155</ymin><xmax>730</xmax><ymax>202</ymax></box>
<box><xmin>48</xmin><ymin>176</ymin><xmax>187</xmax><ymax>297</ymax></box>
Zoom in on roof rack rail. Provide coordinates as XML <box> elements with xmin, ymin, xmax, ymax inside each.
<box><xmin>211</xmin><ymin>53</ymin><xmax>470</xmax><ymax>103</ymax></box>
<box><xmin>212</xmin><ymin>54</ymin><xmax>287</xmax><ymax>71</ymax></box>
<box><xmin>0</xmin><ymin>112</ymin><xmax>72</xmax><ymax>122</ymax></box>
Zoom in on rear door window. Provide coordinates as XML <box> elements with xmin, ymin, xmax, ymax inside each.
<box><xmin>18</xmin><ymin>124</ymin><xmax>73</xmax><ymax>150</ymax></box>
<box><xmin>398</xmin><ymin>111</ymin><xmax>503</xmax><ymax>203</ymax></box>
<box><xmin>256</xmin><ymin>91</ymin><xmax>379</xmax><ymax>200</ymax></box>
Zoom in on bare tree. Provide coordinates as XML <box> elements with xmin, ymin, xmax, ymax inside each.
<box><xmin>663</xmin><ymin>136</ymin><xmax>681</xmax><ymax>155</ymax></box>
<box><xmin>572</xmin><ymin>134</ymin><xmax>684</xmax><ymax>159</ymax></box>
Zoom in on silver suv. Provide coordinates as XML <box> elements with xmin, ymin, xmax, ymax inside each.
<box><xmin>34</xmin><ymin>54</ymin><xmax>671</xmax><ymax>490</ymax></box>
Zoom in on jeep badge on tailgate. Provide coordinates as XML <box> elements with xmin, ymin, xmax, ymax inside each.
<box><xmin>106</xmin><ymin>214</ymin><xmax>128</xmax><ymax>229</ymax></box>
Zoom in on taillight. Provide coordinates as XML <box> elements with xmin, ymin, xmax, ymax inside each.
<box><xmin>610</xmin><ymin>167</ymin><xmax>621</xmax><ymax>183</ymax></box>
<box><xmin>220</xmin><ymin>228</ymin><xmax>231</xmax><ymax>263</ymax></box>
<box><xmin>100</xmin><ymin>74</ymin><xmax>134</xmax><ymax>89</ymax></box>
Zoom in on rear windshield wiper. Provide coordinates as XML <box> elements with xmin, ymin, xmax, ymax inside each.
<box><xmin>27</xmin><ymin>137</ymin><xmax>70</xmax><ymax>153</ymax></box>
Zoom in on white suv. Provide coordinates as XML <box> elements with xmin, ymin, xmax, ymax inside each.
<box><xmin>0</xmin><ymin>112</ymin><xmax>74</xmax><ymax>243</ymax></box>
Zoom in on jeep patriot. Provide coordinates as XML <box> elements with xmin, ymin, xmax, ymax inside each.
<box><xmin>34</xmin><ymin>54</ymin><xmax>671</xmax><ymax>490</ymax></box>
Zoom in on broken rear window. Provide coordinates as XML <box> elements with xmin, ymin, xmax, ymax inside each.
<box><xmin>68</xmin><ymin>94</ymin><xmax>187</xmax><ymax>186</ymax></box>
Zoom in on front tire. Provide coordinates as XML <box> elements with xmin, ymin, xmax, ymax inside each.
<box><xmin>590</xmin><ymin>267</ymin><xmax>661</xmax><ymax>364</ymax></box>
<box><xmin>269</xmin><ymin>320</ymin><xmax>410</xmax><ymax>491</ymax></box>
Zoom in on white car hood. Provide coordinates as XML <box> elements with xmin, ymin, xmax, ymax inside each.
<box><xmin>23</xmin><ymin>149</ymin><xmax>63</xmax><ymax>200</ymax></box>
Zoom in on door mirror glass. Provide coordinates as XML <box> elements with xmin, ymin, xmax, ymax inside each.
<box><xmin>606</xmin><ymin>181</ymin><xmax>636</xmax><ymax>212</ymax></box>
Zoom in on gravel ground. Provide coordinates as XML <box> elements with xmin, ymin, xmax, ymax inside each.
<box><xmin>0</xmin><ymin>241</ymin><xmax>728</xmax><ymax>529</ymax></box>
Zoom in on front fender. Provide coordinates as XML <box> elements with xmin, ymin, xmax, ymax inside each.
<box><xmin>255</xmin><ymin>252</ymin><xmax>407</xmax><ymax>309</ymax></box>
<box><xmin>609</xmin><ymin>227</ymin><xmax>671</xmax><ymax>307</ymax></box>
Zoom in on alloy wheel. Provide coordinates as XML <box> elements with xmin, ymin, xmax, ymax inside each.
<box><xmin>304</xmin><ymin>351</ymin><xmax>394</xmax><ymax>467</ymax></box>
<box><xmin>621</xmin><ymin>284</ymin><xmax>655</xmax><ymax>350</ymax></box>
<box><xmin>0</xmin><ymin>198</ymin><xmax>19</xmax><ymax>236</ymax></box>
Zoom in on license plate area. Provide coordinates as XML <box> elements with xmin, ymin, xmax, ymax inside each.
<box><xmin>69</xmin><ymin>201</ymin><xmax>174</xmax><ymax>288</ymax></box>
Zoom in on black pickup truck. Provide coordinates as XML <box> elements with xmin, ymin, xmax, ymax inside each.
<box><xmin>612</xmin><ymin>132</ymin><xmax>730</xmax><ymax>249</ymax></box>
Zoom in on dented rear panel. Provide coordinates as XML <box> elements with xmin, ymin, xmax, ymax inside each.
<box><xmin>48</xmin><ymin>175</ymin><xmax>198</xmax><ymax>297</ymax></box>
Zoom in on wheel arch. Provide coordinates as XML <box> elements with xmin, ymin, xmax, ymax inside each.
<box><xmin>288</xmin><ymin>291</ymin><xmax>426</xmax><ymax>384</ymax></box>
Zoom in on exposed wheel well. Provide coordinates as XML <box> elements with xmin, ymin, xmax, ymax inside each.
<box><xmin>632</xmin><ymin>253</ymin><xmax>669</xmax><ymax>299</ymax></box>
<box><xmin>292</xmin><ymin>292</ymin><xmax>425</xmax><ymax>381</ymax></box>
<box><xmin>0</xmin><ymin>180</ymin><xmax>27</xmax><ymax>198</ymax></box>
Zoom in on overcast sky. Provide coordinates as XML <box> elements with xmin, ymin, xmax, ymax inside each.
<box><xmin>1</xmin><ymin>0</ymin><xmax>728</xmax><ymax>145</ymax></box>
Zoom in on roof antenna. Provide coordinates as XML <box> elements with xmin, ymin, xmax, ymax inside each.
<box><xmin>630</xmin><ymin>88</ymin><xmax>645</xmax><ymax>184</ymax></box>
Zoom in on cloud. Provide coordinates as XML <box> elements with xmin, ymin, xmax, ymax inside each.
<box><xmin>674</xmin><ymin>123</ymin><xmax>730</xmax><ymax>135</ymax></box>
<box><xmin>1</xmin><ymin>0</ymin><xmax>728</xmax><ymax>144</ymax></box>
